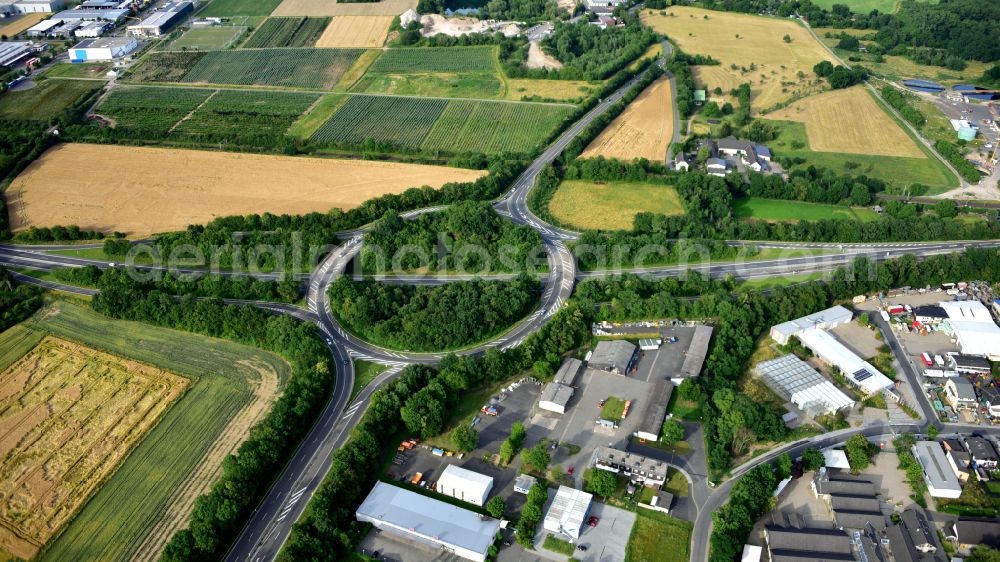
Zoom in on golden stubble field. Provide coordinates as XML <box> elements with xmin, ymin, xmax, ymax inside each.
<box><xmin>642</xmin><ymin>6</ymin><xmax>830</xmax><ymax>112</ymax></box>
<box><xmin>7</xmin><ymin>144</ymin><xmax>486</xmax><ymax>237</ymax></box>
<box><xmin>0</xmin><ymin>13</ymin><xmax>47</xmax><ymax>37</ymax></box>
<box><xmin>582</xmin><ymin>75</ymin><xmax>674</xmax><ymax>161</ymax></box>
<box><xmin>0</xmin><ymin>337</ymin><xmax>187</xmax><ymax>559</ymax></box>
<box><xmin>767</xmin><ymin>86</ymin><xmax>926</xmax><ymax>157</ymax></box>
<box><xmin>273</xmin><ymin>0</ymin><xmax>415</xmax><ymax>17</ymax></box>
<box><xmin>315</xmin><ymin>15</ymin><xmax>394</xmax><ymax>47</ymax></box>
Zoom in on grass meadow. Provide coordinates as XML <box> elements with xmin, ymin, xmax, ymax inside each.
<box><xmin>10</xmin><ymin>301</ymin><xmax>290</xmax><ymax>562</ymax></box>
<box><xmin>0</xmin><ymin>79</ymin><xmax>100</xmax><ymax>121</ymax></box>
<box><xmin>624</xmin><ymin>510</ymin><xmax>693</xmax><ymax>562</ymax></box>
<box><xmin>733</xmin><ymin>198</ymin><xmax>883</xmax><ymax>222</ymax></box>
<box><xmin>548</xmin><ymin>180</ymin><xmax>684</xmax><ymax>231</ymax></box>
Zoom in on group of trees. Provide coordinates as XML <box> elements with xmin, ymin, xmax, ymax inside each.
<box><xmin>83</xmin><ymin>269</ymin><xmax>336</xmax><ymax>562</ymax></box>
<box><xmin>880</xmin><ymin>85</ymin><xmax>926</xmax><ymax>129</ymax></box>
<box><xmin>813</xmin><ymin>60</ymin><xmax>868</xmax><ymax>89</ymax></box>
<box><xmin>0</xmin><ymin>267</ymin><xmax>42</xmax><ymax>332</ymax></box>
<box><xmin>53</xmin><ymin>265</ymin><xmax>302</xmax><ymax>302</ymax></box>
<box><xmin>516</xmin><ymin>482</ymin><xmax>549</xmax><ymax>547</ymax></box>
<box><xmin>499</xmin><ymin>421</ymin><xmax>527</xmax><ymax>465</ymax></box>
<box><xmin>709</xmin><ymin>464</ymin><xmax>777</xmax><ymax>561</ymax></box>
<box><xmin>282</xmin><ymin>302</ymin><xmax>591</xmax><ymax>560</ymax></box>
<box><xmin>326</xmin><ymin>276</ymin><xmax>541</xmax><ymax>351</ymax></box>
<box><xmin>935</xmin><ymin>139</ymin><xmax>983</xmax><ymax>184</ymax></box>
<box><xmin>743</xmin><ymin>166</ymin><xmax>884</xmax><ymax>206</ymax></box>
<box><xmin>362</xmin><ymin>201</ymin><xmax>543</xmax><ymax>274</ymax></box>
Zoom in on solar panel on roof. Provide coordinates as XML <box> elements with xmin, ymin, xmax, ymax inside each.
<box><xmin>854</xmin><ymin>370</ymin><xmax>872</xmax><ymax>382</ymax></box>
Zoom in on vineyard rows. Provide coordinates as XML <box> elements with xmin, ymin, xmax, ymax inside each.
<box><xmin>366</xmin><ymin>46</ymin><xmax>497</xmax><ymax>74</ymax></box>
<box><xmin>309</xmin><ymin>94</ymin><xmax>571</xmax><ymax>155</ymax></box>
<box><xmin>97</xmin><ymin>86</ymin><xmax>213</xmax><ymax>135</ymax></box>
<box><xmin>243</xmin><ymin>17</ymin><xmax>330</xmax><ymax>48</ymax></box>
<box><xmin>174</xmin><ymin>90</ymin><xmax>319</xmax><ymax>143</ymax></box>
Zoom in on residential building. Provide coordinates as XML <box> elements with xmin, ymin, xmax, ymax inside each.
<box><xmin>981</xmin><ymin>385</ymin><xmax>1000</xmax><ymax>418</ymax></box>
<box><xmin>763</xmin><ymin>524</ymin><xmax>854</xmax><ymax>562</ymax></box>
<box><xmin>912</xmin><ymin>441</ymin><xmax>962</xmax><ymax>498</ymax></box>
<box><xmin>355</xmin><ymin>481</ymin><xmax>502</xmax><ymax>562</ymax></box>
<box><xmin>673</xmin><ymin>152</ymin><xmax>690</xmax><ymax>172</ymax></box>
<box><xmin>770</xmin><ymin>305</ymin><xmax>853</xmax><ymax>345</ymax></box>
<box><xmin>943</xmin><ymin>438</ymin><xmax>973</xmax><ymax>482</ymax></box>
<box><xmin>591</xmin><ymin>446</ymin><xmax>668</xmax><ymax>487</ymax></box>
<box><xmin>716</xmin><ymin>136</ymin><xmax>772</xmax><ymax>171</ymax></box>
<box><xmin>948</xmin><ymin>517</ymin><xmax>1000</xmax><ymax>554</ymax></box>
<box><xmin>635</xmin><ymin>379</ymin><xmax>672</xmax><ymax>441</ymax></box>
<box><xmin>435</xmin><ymin>464</ymin><xmax>494</xmax><ymax>507</ymax></box>
<box><xmin>582</xmin><ymin>0</ymin><xmax>623</xmax><ymax>11</ymax></box>
<box><xmin>543</xmin><ymin>486</ymin><xmax>592</xmax><ymax>540</ymax></box>
<box><xmin>944</xmin><ymin>377</ymin><xmax>977</xmax><ymax>409</ymax></box>
<box><xmin>755</xmin><ymin>354</ymin><xmax>855</xmax><ymax>417</ymax></box>
<box><xmin>706</xmin><ymin>157</ymin><xmax>728</xmax><ymax>177</ymax></box>
<box><xmin>69</xmin><ymin>36</ymin><xmax>138</xmax><ymax>61</ymax></box>
<box><xmin>886</xmin><ymin>509</ymin><xmax>944</xmax><ymax>562</ymax></box>
<box><xmin>964</xmin><ymin>436</ymin><xmax>1000</xmax><ymax>470</ymax></box>
<box><xmin>589</xmin><ymin>340</ymin><xmax>636</xmax><ymax>375</ymax></box>
<box><xmin>913</xmin><ymin>305</ymin><xmax>948</xmax><ymax>326</ymax></box>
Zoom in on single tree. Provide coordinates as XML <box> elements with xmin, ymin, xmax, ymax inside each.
<box><xmin>486</xmin><ymin>495</ymin><xmax>506</xmax><ymax>519</ymax></box>
<box><xmin>586</xmin><ymin>469</ymin><xmax>618</xmax><ymax>498</ymax></box>
<box><xmin>452</xmin><ymin>424</ymin><xmax>479</xmax><ymax>453</ymax></box>
<box><xmin>801</xmin><ymin>448</ymin><xmax>825</xmax><ymax>471</ymax></box>
<box><xmin>661</xmin><ymin>419</ymin><xmax>685</xmax><ymax>444</ymax></box>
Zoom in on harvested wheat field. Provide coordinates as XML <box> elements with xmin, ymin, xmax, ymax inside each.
<box><xmin>582</xmin><ymin>76</ymin><xmax>673</xmax><ymax>161</ymax></box>
<box><xmin>0</xmin><ymin>13</ymin><xmax>47</xmax><ymax>37</ymax></box>
<box><xmin>642</xmin><ymin>6</ymin><xmax>829</xmax><ymax>112</ymax></box>
<box><xmin>7</xmin><ymin>144</ymin><xmax>485</xmax><ymax>237</ymax></box>
<box><xmin>315</xmin><ymin>15</ymin><xmax>393</xmax><ymax>47</ymax></box>
<box><xmin>767</xmin><ymin>86</ymin><xmax>925</xmax><ymax>157</ymax></box>
<box><xmin>0</xmin><ymin>337</ymin><xmax>187</xmax><ymax>560</ymax></box>
<box><xmin>274</xmin><ymin>0</ymin><xmax>415</xmax><ymax>17</ymax></box>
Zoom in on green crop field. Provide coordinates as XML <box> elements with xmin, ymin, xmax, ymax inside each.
<box><xmin>170</xmin><ymin>26</ymin><xmax>245</xmax><ymax>50</ymax></box>
<box><xmin>353</xmin><ymin>46</ymin><xmax>502</xmax><ymax>99</ymax></box>
<box><xmin>366</xmin><ymin>46</ymin><xmax>497</xmax><ymax>74</ymax></box>
<box><xmin>0</xmin><ymin>79</ymin><xmax>100</xmax><ymax>121</ymax></box>
<box><xmin>311</xmin><ymin>94</ymin><xmax>448</xmax><ymax>148</ymax></box>
<box><xmin>548</xmin><ymin>180</ymin><xmax>684</xmax><ymax>231</ymax></box>
<box><xmin>0</xmin><ymin>300</ymin><xmax>289</xmax><ymax>562</ymax></box>
<box><xmin>97</xmin><ymin>86</ymin><xmax>213</xmax><ymax>136</ymax></box>
<box><xmin>733</xmin><ymin>198</ymin><xmax>884</xmax><ymax>222</ymax></box>
<box><xmin>420</xmin><ymin>100</ymin><xmax>571</xmax><ymax>153</ymax></box>
<box><xmin>762</xmin><ymin>119</ymin><xmax>957</xmax><ymax>194</ymax></box>
<box><xmin>243</xmin><ymin>17</ymin><xmax>329</xmax><ymax>48</ymax></box>
<box><xmin>174</xmin><ymin>89</ymin><xmax>319</xmax><ymax>143</ymax></box>
<box><xmin>309</xmin><ymin>94</ymin><xmax>570</xmax><ymax>155</ymax></box>
<box><xmin>199</xmin><ymin>0</ymin><xmax>281</xmax><ymax>16</ymax></box>
<box><xmin>182</xmin><ymin>48</ymin><xmax>363</xmax><ymax>89</ymax></box>
<box><xmin>810</xmin><ymin>0</ymin><xmax>934</xmax><ymax>12</ymax></box>
<box><xmin>625</xmin><ymin>510</ymin><xmax>692</xmax><ymax>562</ymax></box>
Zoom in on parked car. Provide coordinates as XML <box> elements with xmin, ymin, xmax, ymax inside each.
<box><xmin>568</xmin><ymin>467</ymin><xmax>574</xmax><ymax>475</ymax></box>
<box><xmin>577</xmin><ymin>545</ymin><xmax>588</xmax><ymax>551</ymax></box>
<box><xmin>587</xmin><ymin>516</ymin><xmax>599</xmax><ymax>527</ymax></box>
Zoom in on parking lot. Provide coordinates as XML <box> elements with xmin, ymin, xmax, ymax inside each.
<box><xmin>632</xmin><ymin>325</ymin><xmax>697</xmax><ymax>384</ymax></box>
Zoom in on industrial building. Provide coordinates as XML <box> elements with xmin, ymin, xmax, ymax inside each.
<box><xmin>940</xmin><ymin>300</ymin><xmax>1000</xmax><ymax>360</ymax></box>
<box><xmin>944</xmin><ymin>377</ymin><xmax>977</xmax><ymax>409</ymax></box>
<box><xmin>635</xmin><ymin>379</ymin><xmax>672</xmax><ymax>441</ymax></box>
<box><xmin>796</xmin><ymin>328</ymin><xmax>895</xmax><ymax>396</ymax></box>
<box><xmin>539</xmin><ymin>358</ymin><xmax>581</xmax><ymax>414</ymax></box>
<box><xmin>355</xmin><ymin>481</ymin><xmax>502</xmax><ymax>562</ymax></box>
<box><xmin>127</xmin><ymin>1</ymin><xmax>191</xmax><ymax>36</ymax></box>
<box><xmin>912</xmin><ymin>441</ymin><xmax>962</xmax><ymax>498</ymax></box>
<box><xmin>588</xmin><ymin>340</ymin><xmax>636</xmax><ymax>375</ymax></box>
<box><xmin>73</xmin><ymin>20</ymin><xmax>112</xmax><ymax>37</ymax></box>
<box><xmin>887</xmin><ymin>509</ymin><xmax>944</xmax><ymax>562</ymax></box>
<box><xmin>812</xmin><ymin>470</ymin><xmax>884</xmax><ymax>530</ymax></box>
<box><xmin>754</xmin><ymin>354</ymin><xmax>854</xmax><ymax>416</ymax></box>
<box><xmin>435</xmin><ymin>464</ymin><xmax>494</xmax><ymax>507</ymax></box>
<box><xmin>770</xmin><ymin>305</ymin><xmax>853</xmax><ymax>345</ymax></box>
<box><xmin>0</xmin><ymin>0</ymin><xmax>62</xmax><ymax>15</ymax></box>
<box><xmin>49</xmin><ymin>7</ymin><xmax>129</xmax><ymax>22</ymax></box>
<box><xmin>952</xmin><ymin>354</ymin><xmax>991</xmax><ymax>375</ymax></box>
<box><xmin>676</xmin><ymin>324</ymin><xmax>713</xmax><ymax>380</ymax></box>
<box><xmin>591</xmin><ymin>446</ymin><xmax>668</xmax><ymax>487</ymax></box>
<box><xmin>763</xmin><ymin>521</ymin><xmax>854</xmax><ymax>562</ymax></box>
<box><xmin>0</xmin><ymin>41</ymin><xmax>32</xmax><ymax>67</ymax></box>
<box><xmin>538</xmin><ymin>383</ymin><xmax>574</xmax><ymax>414</ymax></box>
<box><xmin>543</xmin><ymin>486</ymin><xmax>592</xmax><ymax>540</ymax></box>
<box><xmin>69</xmin><ymin>36</ymin><xmax>138</xmax><ymax>61</ymax></box>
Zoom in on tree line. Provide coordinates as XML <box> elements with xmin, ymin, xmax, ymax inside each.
<box><xmin>326</xmin><ymin>275</ymin><xmax>541</xmax><ymax>351</ymax></box>
<box><xmin>280</xmin><ymin>302</ymin><xmax>591</xmax><ymax>560</ymax></box>
<box><xmin>935</xmin><ymin>140</ymin><xmax>983</xmax><ymax>184</ymax></box>
<box><xmin>52</xmin><ymin>265</ymin><xmax>301</xmax><ymax>302</ymax></box>
<box><xmin>362</xmin><ymin>201</ymin><xmax>543</xmax><ymax>274</ymax></box>
<box><xmin>82</xmin><ymin>269</ymin><xmax>336</xmax><ymax>562</ymax></box>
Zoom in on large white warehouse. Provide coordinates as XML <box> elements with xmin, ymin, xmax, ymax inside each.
<box><xmin>436</xmin><ymin>464</ymin><xmax>494</xmax><ymax>507</ymax></box>
<box><xmin>940</xmin><ymin>300</ymin><xmax>1000</xmax><ymax>360</ymax></box>
<box><xmin>544</xmin><ymin>486</ymin><xmax>592</xmax><ymax>540</ymax></box>
<box><xmin>796</xmin><ymin>329</ymin><xmax>894</xmax><ymax>396</ymax></box>
<box><xmin>770</xmin><ymin>305</ymin><xmax>853</xmax><ymax>345</ymax></box>
<box><xmin>755</xmin><ymin>354</ymin><xmax>855</xmax><ymax>416</ymax></box>
<box><xmin>355</xmin><ymin>481</ymin><xmax>502</xmax><ymax>562</ymax></box>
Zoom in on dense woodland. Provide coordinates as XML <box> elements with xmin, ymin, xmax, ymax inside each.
<box><xmin>327</xmin><ymin>276</ymin><xmax>541</xmax><ymax>350</ymax></box>
<box><xmin>361</xmin><ymin>201</ymin><xmax>544</xmax><ymax>273</ymax></box>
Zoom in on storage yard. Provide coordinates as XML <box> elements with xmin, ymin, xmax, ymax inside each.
<box><xmin>581</xmin><ymin>75</ymin><xmax>673</xmax><ymax>162</ymax></box>
<box><xmin>6</xmin><ymin>143</ymin><xmax>486</xmax><ymax>236</ymax></box>
<box><xmin>0</xmin><ymin>336</ymin><xmax>188</xmax><ymax>559</ymax></box>
<box><xmin>766</xmin><ymin>86</ymin><xmax>927</xmax><ymax>158</ymax></box>
<box><xmin>641</xmin><ymin>6</ymin><xmax>829</xmax><ymax>111</ymax></box>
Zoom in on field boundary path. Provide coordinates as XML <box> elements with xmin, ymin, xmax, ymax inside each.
<box><xmin>167</xmin><ymin>89</ymin><xmax>219</xmax><ymax>133</ymax></box>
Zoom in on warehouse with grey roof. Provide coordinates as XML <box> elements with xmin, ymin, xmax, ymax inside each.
<box><xmin>589</xmin><ymin>340</ymin><xmax>636</xmax><ymax>375</ymax></box>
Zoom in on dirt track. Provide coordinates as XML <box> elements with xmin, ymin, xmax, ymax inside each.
<box><xmin>7</xmin><ymin>144</ymin><xmax>485</xmax><ymax>237</ymax></box>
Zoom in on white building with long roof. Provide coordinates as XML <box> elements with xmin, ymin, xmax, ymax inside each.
<box><xmin>543</xmin><ymin>486</ymin><xmax>592</xmax><ymax>540</ymax></box>
<box><xmin>940</xmin><ymin>300</ymin><xmax>1000</xmax><ymax>360</ymax></box>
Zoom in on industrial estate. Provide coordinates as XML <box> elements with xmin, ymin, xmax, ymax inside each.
<box><xmin>0</xmin><ymin>0</ymin><xmax>998</xmax><ymax>561</ymax></box>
